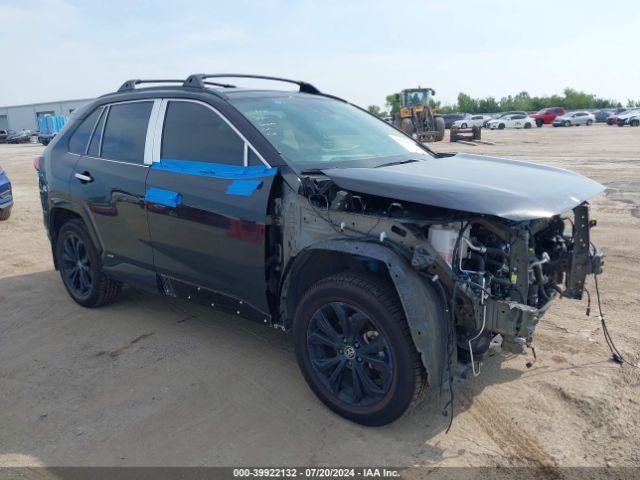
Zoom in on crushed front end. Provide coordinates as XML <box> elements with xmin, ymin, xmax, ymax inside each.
<box><xmin>423</xmin><ymin>204</ymin><xmax>605</xmax><ymax>361</ymax></box>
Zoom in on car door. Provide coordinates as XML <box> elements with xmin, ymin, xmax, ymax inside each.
<box><xmin>509</xmin><ymin>114</ymin><xmax>524</xmax><ymax>128</ymax></box>
<box><xmin>145</xmin><ymin>98</ymin><xmax>277</xmax><ymax>318</ymax></box>
<box><xmin>68</xmin><ymin>99</ymin><xmax>158</xmax><ymax>290</ymax></box>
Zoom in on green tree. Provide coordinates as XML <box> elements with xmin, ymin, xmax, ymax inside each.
<box><xmin>367</xmin><ymin>105</ymin><xmax>387</xmax><ymax>117</ymax></box>
<box><xmin>457</xmin><ymin>92</ymin><xmax>479</xmax><ymax>114</ymax></box>
<box><xmin>385</xmin><ymin>93</ymin><xmax>402</xmax><ymax>115</ymax></box>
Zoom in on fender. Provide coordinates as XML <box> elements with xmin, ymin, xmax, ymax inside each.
<box><xmin>48</xmin><ymin>196</ymin><xmax>104</xmax><ymax>265</ymax></box>
<box><xmin>283</xmin><ymin>239</ymin><xmax>448</xmax><ymax>388</ymax></box>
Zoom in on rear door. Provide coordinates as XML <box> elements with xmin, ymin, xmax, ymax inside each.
<box><xmin>69</xmin><ymin>100</ymin><xmax>159</xmax><ymax>290</ymax></box>
<box><xmin>145</xmin><ymin>99</ymin><xmax>277</xmax><ymax>317</ymax></box>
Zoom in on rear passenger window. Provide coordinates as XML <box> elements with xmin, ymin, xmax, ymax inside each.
<box><xmin>101</xmin><ymin>102</ymin><xmax>153</xmax><ymax>163</ymax></box>
<box><xmin>87</xmin><ymin>108</ymin><xmax>106</xmax><ymax>157</ymax></box>
<box><xmin>162</xmin><ymin>101</ymin><xmax>244</xmax><ymax>165</ymax></box>
<box><xmin>68</xmin><ymin>108</ymin><xmax>101</xmax><ymax>154</ymax></box>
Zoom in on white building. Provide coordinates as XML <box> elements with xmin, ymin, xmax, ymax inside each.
<box><xmin>0</xmin><ymin>98</ymin><xmax>94</xmax><ymax>131</ymax></box>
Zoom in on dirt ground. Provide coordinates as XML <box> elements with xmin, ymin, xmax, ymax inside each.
<box><xmin>0</xmin><ymin>124</ymin><xmax>639</xmax><ymax>470</ymax></box>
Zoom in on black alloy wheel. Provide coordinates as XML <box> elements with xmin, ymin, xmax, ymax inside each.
<box><xmin>56</xmin><ymin>219</ymin><xmax>121</xmax><ymax>307</ymax></box>
<box><xmin>294</xmin><ymin>273</ymin><xmax>427</xmax><ymax>426</ymax></box>
<box><xmin>60</xmin><ymin>232</ymin><xmax>93</xmax><ymax>298</ymax></box>
<box><xmin>306</xmin><ymin>302</ymin><xmax>393</xmax><ymax>407</ymax></box>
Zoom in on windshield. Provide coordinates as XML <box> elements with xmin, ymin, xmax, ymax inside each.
<box><xmin>405</xmin><ymin>90</ymin><xmax>427</xmax><ymax>107</ymax></box>
<box><xmin>230</xmin><ymin>94</ymin><xmax>432</xmax><ymax>170</ymax></box>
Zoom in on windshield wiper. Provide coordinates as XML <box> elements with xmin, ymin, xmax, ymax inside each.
<box><xmin>375</xmin><ymin>159</ymin><xmax>419</xmax><ymax>168</ymax></box>
<box><xmin>300</xmin><ymin>168</ymin><xmax>326</xmax><ymax>176</ymax></box>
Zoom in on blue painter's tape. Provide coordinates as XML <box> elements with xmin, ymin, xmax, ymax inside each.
<box><xmin>145</xmin><ymin>187</ymin><xmax>182</xmax><ymax>207</ymax></box>
<box><xmin>226</xmin><ymin>180</ymin><xmax>263</xmax><ymax>196</ymax></box>
<box><xmin>153</xmin><ymin>159</ymin><xmax>277</xmax><ymax>180</ymax></box>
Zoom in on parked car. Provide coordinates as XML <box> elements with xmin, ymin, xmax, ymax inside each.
<box><xmin>36</xmin><ymin>74</ymin><xmax>605</xmax><ymax>426</ymax></box>
<box><xmin>615</xmin><ymin>109</ymin><xmax>640</xmax><ymax>127</ymax></box>
<box><xmin>593</xmin><ymin>109</ymin><xmax>614</xmax><ymax>123</ymax></box>
<box><xmin>451</xmin><ymin>114</ymin><xmax>492</xmax><ymax>129</ymax></box>
<box><xmin>0</xmin><ymin>165</ymin><xmax>13</xmax><ymax>220</ymax></box>
<box><xmin>441</xmin><ymin>113</ymin><xmax>468</xmax><ymax>129</ymax></box>
<box><xmin>486</xmin><ymin>113</ymin><xmax>535</xmax><ymax>129</ymax></box>
<box><xmin>552</xmin><ymin>111</ymin><xmax>595</xmax><ymax>127</ymax></box>
<box><xmin>484</xmin><ymin>111</ymin><xmax>528</xmax><ymax>128</ymax></box>
<box><xmin>0</xmin><ymin>129</ymin><xmax>9</xmax><ymax>143</ymax></box>
<box><xmin>530</xmin><ymin>107</ymin><xmax>566</xmax><ymax>127</ymax></box>
<box><xmin>38</xmin><ymin>132</ymin><xmax>57</xmax><ymax>146</ymax></box>
<box><xmin>6</xmin><ymin>129</ymin><xmax>34</xmax><ymax>143</ymax></box>
<box><xmin>606</xmin><ymin>109</ymin><xmax>627</xmax><ymax>125</ymax></box>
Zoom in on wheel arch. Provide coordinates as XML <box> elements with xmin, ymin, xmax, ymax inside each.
<box><xmin>48</xmin><ymin>201</ymin><xmax>103</xmax><ymax>269</ymax></box>
<box><xmin>280</xmin><ymin>240</ymin><xmax>448</xmax><ymax>388</ymax></box>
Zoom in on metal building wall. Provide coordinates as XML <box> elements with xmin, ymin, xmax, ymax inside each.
<box><xmin>0</xmin><ymin>99</ymin><xmax>93</xmax><ymax>131</ymax></box>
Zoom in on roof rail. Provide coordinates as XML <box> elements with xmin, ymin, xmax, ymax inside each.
<box><xmin>183</xmin><ymin>74</ymin><xmax>321</xmax><ymax>94</ymax></box>
<box><xmin>118</xmin><ymin>79</ymin><xmax>186</xmax><ymax>92</ymax></box>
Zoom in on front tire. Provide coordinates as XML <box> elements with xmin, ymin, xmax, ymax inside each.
<box><xmin>293</xmin><ymin>273</ymin><xmax>426</xmax><ymax>426</ymax></box>
<box><xmin>0</xmin><ymin>206</ymin><xmax>11</xmax><ymax>221</ymax></box>
<box><xmin>56</xmin><ymin>219</ymin><xmax>121</xmax><ymax>307</ymax></box>
<box><xmin>434</xmin><ymin>116</ymin><xmax>445</xmax><ymax>141</ymax></box>
<box><xmin>630</xmin><ymin>119</ymin><xmax>639</xmax><ymax>127</ymax></box>
<box><xmin>498</xmin><ymin>123</ymin><xmax>505</xmax><ymax>130</ymax></box>
<box><xmin>400</xmin><ymin>118</ymin><xmax>414</xmax><ymax>136</ymax></box>
<box><xmin>524</xmin><ymin>122</ymin><xmax>532</xmax><ymax>129</ymax></box>
<box><xmin>535</xmin><ymin>119</ymin><xmax>544</xmax><ymax>127</ymax></box>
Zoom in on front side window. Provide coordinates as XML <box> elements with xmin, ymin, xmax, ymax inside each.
<box><xmin>68</xmin><ymin>108</ymin><xmax>102</xmax><ymax>154</ymax></box>
<box><xmin>101</xmin><ymin>102</ymin><xmax>153</xmax><ymax>163</ymax></box>
<box><xmin>161</xmin><ymin>101</ymin><xmax>244</xmax><ymax>165</ymax></box>
<box><xmin>231</xmin><ymin>95</ymin><xmax>432</xmax><ymax>170</ymax></box>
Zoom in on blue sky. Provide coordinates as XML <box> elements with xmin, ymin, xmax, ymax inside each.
<box><xmin>1</xmin><ymin>0</ymin><xmax>639</xmax><ymax>108</ymax></box>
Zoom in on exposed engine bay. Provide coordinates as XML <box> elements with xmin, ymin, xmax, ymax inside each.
<box><xmin>276</xmin><ymin>171</ymin><xmax>605</xmax><ymax>379</ymax></box>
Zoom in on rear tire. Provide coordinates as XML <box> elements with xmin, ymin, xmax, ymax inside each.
<box><xmin>55</xmin><ymin>219</ymin><xmax>121</xmax><ymax>307</ymax></box>
<box><xmin>630</xmin><ymin>119</ymin><xmax>639</xmax><ymax>127</ymax></box>
<box><xmin>586</xmin><ymin>119</ymin><xmax>593</xmax><ymax>126</ymax></box>
<box><xmin>0</xmin><ymin>206</ymin><xmax>11</xmax><ymax>221</ymax></box>
<box><xmin>293</xmin><ymin>273</ymin><xmax>426</xmax><ymax>426</ymax></box>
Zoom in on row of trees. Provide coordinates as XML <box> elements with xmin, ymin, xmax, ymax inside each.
<box><xmin>368</xmin><ymin>88</ymin><xmax>639</xmax><ymax>117</ymax></box>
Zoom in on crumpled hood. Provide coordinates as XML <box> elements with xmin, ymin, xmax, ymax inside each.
<box><xmin>322</xmin><ymin>153</ymin><xmax>604</xmax><ymax>221</ymax></box>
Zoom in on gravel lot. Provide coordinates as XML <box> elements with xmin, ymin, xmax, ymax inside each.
<box><xmin>0</xmin><ymin>124</ymin><xmax>638</xmax><ymax>470</ymax></box>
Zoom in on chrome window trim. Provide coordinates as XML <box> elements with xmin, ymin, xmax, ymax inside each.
<box><xmin>153</xmin><ymin>98</ymin><xmax>271</xmax><ymax>167</ymax></box>
<box><xmin>84</xmin><ymin>106</ymin><xmax>105</xmax><ymax>156</ymax></box>
<box><xmin>97</xmin><ymin>105</ymin><xmax>109</xmax><ymax>157</ymax></box>
<box><xmin>152</xmin><ymin>100</ymin><xmax>169</xmax><ymax>163</ymax></box>
<box><xmin>144</xmin><ymin>100</ymin><xmax>163</xmax><ymax>165</ymax></box>
<box><xmin>67</xmin><ymin>151</ymin><xmax>149</xmax><ymax>167</ymax></box>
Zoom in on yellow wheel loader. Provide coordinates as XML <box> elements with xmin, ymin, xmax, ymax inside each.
<box><xmin>393</xmin><ymin>88</ymin><xmax>445</xmax><ymax>142</ymax></box>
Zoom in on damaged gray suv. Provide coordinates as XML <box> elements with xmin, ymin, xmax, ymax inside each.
<box><xmin>37</xmin><ymin>74</ymin><xmax>605</xmax><ymax>425</ymax></box>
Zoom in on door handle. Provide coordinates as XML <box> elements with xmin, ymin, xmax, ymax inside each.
<box><xmin>74</xmin><ymin>172</ymin><xmax>93</xmax><ymax>183</ymax></box>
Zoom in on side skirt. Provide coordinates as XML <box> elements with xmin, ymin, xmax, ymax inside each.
<box><xmin>159</xmin><ymin>274</ymin><xmax>273</xmax><ymax>326</ymax></box>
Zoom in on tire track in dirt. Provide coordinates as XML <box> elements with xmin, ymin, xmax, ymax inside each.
<box><xmin>458</xmin><ymin>393</ymin><xmax>562</xmax><ymax>478</ymax></box>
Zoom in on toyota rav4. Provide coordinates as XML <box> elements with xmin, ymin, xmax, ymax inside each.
<box><xmin>36</xmin><ymin>74</ymin><xmax>605</xmax><ymax>425</ymax></box>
